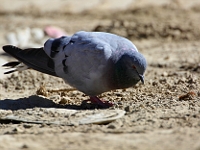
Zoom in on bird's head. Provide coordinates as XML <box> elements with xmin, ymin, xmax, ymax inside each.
<box><xmin>113</xmin><ymin>50</ymin><xmax>147</xmax><ymax>88</ymax></box>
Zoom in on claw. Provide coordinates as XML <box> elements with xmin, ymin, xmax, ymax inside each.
<box><xmin>82</xmin><ymin>96</ymin><xmax>114</xmax><ymax>108</ymax></box>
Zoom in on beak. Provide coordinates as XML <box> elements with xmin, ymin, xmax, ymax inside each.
<box><xmin>139</xmin><ymin>74</ymin><xmax>144</xmax><ymax>84</ymax></box>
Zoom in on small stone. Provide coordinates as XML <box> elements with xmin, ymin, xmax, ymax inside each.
<box><xmin>27</xmin><ymin>111</ymin><xmax>33</xmax><ymax>115</ymax></box>
<box><xmin>49</xmin><ymin>95</ymin><xmax>61</xmax><ymax>102</ymax></box>
<box><xmin>59</xmin><ymin>96</ymin><xmax>72</xmax><ymax>105</ymax></box>
<box><xmin>21</xmin><ymin>144</ymin><xmax>29</xmax><ymax>149</ymax></box>
<box><xmin>162</xmin><ymin>72</ymin><xmax>168</xmax><ymax>77</ymax></box>
<box><xmin>6</xmin><ymin>32</ymin><xmax>18</xmax><ymax>46</ymax></box>
<box><xmin>23</xmin><ymin>124</ymin><xmax>33</xmax><ymax>129</ymax></box>
<box><xmin>124</xmin><ymin>106</ymin><xmax>133</xmax><ymax>112</ymax></box>
<box><xmin>13</xmin><ymin>127</ymin><xmax>23</xmax><ymax>133</ymax></box>
<box><xmin>152</xmin><ymin>81</ymin><xmax>158</xmax><ymax>86</ymax></box>
<box><xmin>31</xmin><ymin>28</ymin><xmax>44</xmax><ymax>42</ymax></box>
<box><xmin>16</xmin><ymin>27</ymin><xmax>31</xmax><ymax>47</ymax></box>
<box><xmin>36</xmin><ymin>85</ymin><xmax>48</xmax><ymax>97</ymax></box>
<box><xmin>107</xmin><ymin>124</ymin><xmax>116</xmax><ymax>129</ymax></box>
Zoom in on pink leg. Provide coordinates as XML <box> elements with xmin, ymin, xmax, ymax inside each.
<box><xmin>83</xmin><ymin>96</ymin><xmax>114</xmax><ymax>108</ymax></box>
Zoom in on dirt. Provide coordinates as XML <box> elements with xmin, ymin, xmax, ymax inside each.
<box><xmin>0</xmin><ymin>1</ymin><xmax>200</xmax><ymax>150</ymax></box>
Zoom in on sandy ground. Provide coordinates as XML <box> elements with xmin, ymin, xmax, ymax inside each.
<box><xmin>0</xmin><ymin>0</ymin><xmax>200</xmax><ymax>150</ymax></box>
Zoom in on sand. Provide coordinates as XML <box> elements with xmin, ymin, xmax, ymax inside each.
<box><xmin>0</xmin><ymin>0</ymin><xmax>200</xmax><ymax>150</ymax></box>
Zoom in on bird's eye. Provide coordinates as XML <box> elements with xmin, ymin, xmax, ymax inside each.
<box><xmin>132</xmin><ymin>65</ymin><xmax>136</xmax><ymax>69</ymax></box>
<box><xmin>69</xmin><ymin>40</ymin><xmax>75</xmax><ymax>44</ymax></box>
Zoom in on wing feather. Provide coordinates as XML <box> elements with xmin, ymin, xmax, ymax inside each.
<box><xmin>2</xmin><ymin>45</ymin><xmax>57</xmax><ymax>77</ymax></box>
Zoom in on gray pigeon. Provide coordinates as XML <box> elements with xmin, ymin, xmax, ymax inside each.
<box><xmin>2</xmin><ymin>31</ymin><xmax>147</xmax><ymax>107</ymax></box>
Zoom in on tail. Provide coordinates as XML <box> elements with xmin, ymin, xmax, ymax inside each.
<box><xmin>2</xmin><ymin>61</ymin><xmax>29</xmax><ymax>74</ymax></box>
<box><xmin>2</xmin><ymin>45</ymin><xmax>58</xmax><ymax>77</ymax></box>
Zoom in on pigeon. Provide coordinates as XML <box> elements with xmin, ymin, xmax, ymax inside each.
<box><xmin>2</xmin><ymin>31</ymin><xmax>147</xmax><ymax>108</ymax></box>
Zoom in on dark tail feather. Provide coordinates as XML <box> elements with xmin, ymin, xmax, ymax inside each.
<box><xmin>2</xmin><ymin>45</ymin><xmax>58</xmax><ymax>77</ymax></box>
<box><xmin>2</xmin><ymin>61</ymin><xmax>21</xmax><ymax>68</ymax></box>
<box><xmin>2</xmin><ymin>61</ymin><xmax>25</xmax><ymax>74</ymax></box>
<box><xmin>4</xmin><ymin>69</ymin><xmax>16</xmax><ymax>74</ymax></box>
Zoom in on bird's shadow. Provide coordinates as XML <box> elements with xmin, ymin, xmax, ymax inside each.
<box><xmin>0</xmin><ymin>95</ymin><xmax>80</xmax><ymax>110</ymax></box>
<box><xmin>0</xmin><ymin>95</ymin><xmax>107</xmax><ymax>110</ymax></box>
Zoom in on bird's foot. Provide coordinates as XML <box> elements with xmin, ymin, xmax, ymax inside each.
<box><xmin>82</xmin><ymin>96</ymin><xmax>114</xmax><ymax>108</ymax></box>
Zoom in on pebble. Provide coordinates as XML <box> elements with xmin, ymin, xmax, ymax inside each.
<box><xmin>124</xmin><ymin>106</ymin><xmax>133</xmax><ymax>112</ymax></box>
<box><xmin>162</xmin><ymin>71</ymin><xmax>168</xmax><ymax>77</ymax></box>
<box><xmin>16</xmin><ymin>27</ymin><xmax>31</xmax><ymax>47</ymax></box>
<box><xmin>107</xmin><ymin>124</ymin><xmax>116</xmax><ymax>129</ymax></box>
<box><xmin>21</xmin><ymin>144</ymin><xmax>29</xmax><ymax>149</ymax></box>
<box><xmin>31</xmin><ymin>28</ymin><xmax>45</xmax><ymax>42</ymax></box>
<box><xmin>49</xmin><ymin>95</ymin><xmax>61</xmax><ymax>102</ymax></box>
<box><xmin>59</xmin><ymin>96</ymin><xmax>72</xmax><ymax>105</ymax></box>
<box><xmin>23</xmin><ymin>124</ymin><xmax>33</xmax><ymax>129</ymax></box>
<box><xmin>5</xmin><ymin>27</ymin><xmax>50</xmax><ymax>48</ymax></box>
<box><xmin>6</xmin><ymin>32</ymin><xmax>18</xmax><ymax>46</ymax></box>
<box><xmin>12</xmin><ymin>127</ymin><xmax>24</xmax><ymax>133</ymax></box>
